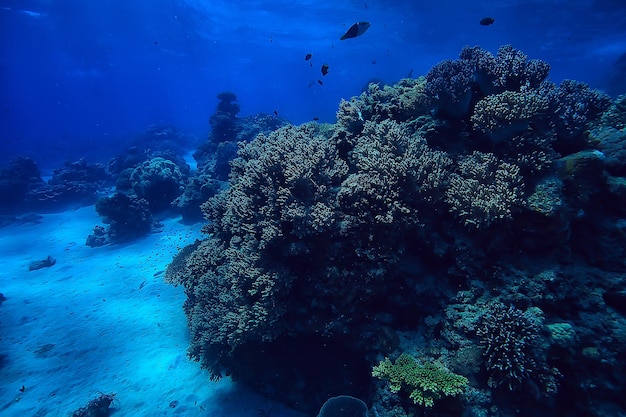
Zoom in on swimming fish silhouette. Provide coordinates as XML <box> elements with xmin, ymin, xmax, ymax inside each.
<box><xmin>340</xmin><ymin>22</ymin><xmax>371</xmax><ymax>40</ymax></box>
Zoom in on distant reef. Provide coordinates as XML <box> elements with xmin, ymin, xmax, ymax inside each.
<box><xmin>0</xmin><ymin>157</ymin><xmax>111</xmax><ymax>216</ymax></box>
<box><xmin>166</xmin><ymin>45</ymin><xmax>626</xmax><ymax>417</ymax></box>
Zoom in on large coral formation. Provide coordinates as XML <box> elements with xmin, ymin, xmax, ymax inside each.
<box><xmin>167</xmin><ymin>45</ymin><xmax>626</xmax><ymax>417</ymax></box>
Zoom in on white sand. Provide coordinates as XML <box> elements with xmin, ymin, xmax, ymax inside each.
<box><xmin>0</xmin><ymin>206</ymin><xmax>305</xmax><ymax>417</ymax></box>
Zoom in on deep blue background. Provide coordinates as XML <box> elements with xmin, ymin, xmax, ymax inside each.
<box><xmin>2</xmin><ymin>0</ymin><xmax>626</xmax><ymax>171</ymax></box>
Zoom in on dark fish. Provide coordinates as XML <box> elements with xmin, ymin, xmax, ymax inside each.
<box><xmin>274</xmin><ymin>110</ymin><xmax>278</xmax><ymax>116</ymax></box>
<box><xmin>340</xmin><ymin>21</ymin><xmax>371</xmax><ymax>40</ymax></box>
<box><xmin>321</xmin><ymin>63</ymin><xmax>329</xmax><ymax>76</ymax></box>
<box><xmin>480</xmin><ymin>17</ymin><xmax>495</xmax><ymax>26</ymax></box>
<box><xmin>20</xmin><ymin>385</ymin><xmax>26</xmax><ymax>393</ymax></box>
<box><xmin>313</xmin><ymin>117</ymin><xmax>320</xmax><ymax>121</ymax></box>
<box><xmin>317</xmin><ymin>79</ymin><xmax>323</xmax><ymax>85</ymax></box>
<box><xmin>305</xmin><ymin>53</ymin><xmax>312</xmax><ymax>61</ymax></box>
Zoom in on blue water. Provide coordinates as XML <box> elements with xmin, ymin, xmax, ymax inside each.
<box><xmin>2</xmin><ymin>0</ymin><xmax>626</xmax><ymax>170</ymax></box>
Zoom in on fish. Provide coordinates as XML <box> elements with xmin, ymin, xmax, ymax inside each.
<box><xmin>340</xmin><ymin>21</ymin><xmax>371</xmax><ymax>40</ymax></box>
<box><xmin>313</xmin><ymin>117</ymin><xmax>320</xmax><ymax>121</ymax></box>
<box><xmin>480</xmin><ymin>17</ymin><xmax>495</xmax><ymax>26</ymax></box>
<box><xmin>305</xmin><ymin>53</ymin><xmax>312</xmax><ymax>61</ymax></box>
<box><xmin>274</xmin><ymin>110</ymin><xmax>278</xmax><ymax>116</ymax></box>
<box><xmin>321</xmin><ymin>63</ymin><xmax>329</xmax><ymax>76</ymax></box>
<box><xmin>317</xmin><ymin>80</ymin><xmax>323</xmax><ymax>85</ymax></box>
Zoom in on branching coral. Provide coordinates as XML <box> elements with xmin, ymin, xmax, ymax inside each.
<box><xmin>547</xmin><ymin>79</ymin><xmax>611</xmax><ymax>142</ymax></box>
<box><xmin>339</xmin><ymin>120</ymin><xmax>451</xmax><ymax>230</ymax></box>
<box><xmin>206</xmin><ymin>124</ymin><xmax>348</xmax><ymax>248</ymax></box>
<box><xmin>477</xmin><ymin>303</ymin><xmax>559</xmax><ymax>393</ymax></box>
<box><xmin>372</xmin><ymin>353</ymin><xmax>468</xmax><ymax>407</ymax></box>
<box><xmin>460</xmin><ymin>45</ymin><xmax>550</xmax><ymax>94</ymax></box>
<box><xmin>425</xmin><ymin>59</ymin><xmax>474</xmax><ymax>117</ymax></box>
<box><xmin>471</xmin><ymin>89</ymin><xmax>550</xmax><ymax>143</ymax></box>
<box><xmin>445</xmin><ymin>152</ymin><xmax>524</xmax><ymax>229</ymax></box>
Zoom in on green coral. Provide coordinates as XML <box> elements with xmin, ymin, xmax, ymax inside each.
<box><xmin>372</xmin><ymin>353</ymin><xmax>468</xmax><ymax>407</ymax></box>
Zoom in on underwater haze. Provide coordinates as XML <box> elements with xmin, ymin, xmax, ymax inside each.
<box><xmin>2</xmin><ymin>1</ymin><xmax>626</xmax><ymax>417</ymax></box>
<box><xmin>2</xmin><ymin>0</ymin><xmax>626</xmax><ymax>167</ymax></box>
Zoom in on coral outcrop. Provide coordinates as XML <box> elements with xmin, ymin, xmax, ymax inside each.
<box><xmin>167</xmin><ymin>45</ymin><xmax>626</xmax><ymax>417</ymax></box>
<box><xmin>129</xmin><ymin>157</ymin><xmax>185</xmax><ymax>211</ymax></box>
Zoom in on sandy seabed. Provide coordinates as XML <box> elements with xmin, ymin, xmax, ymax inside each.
<box><xmin>0</xmin><ymin>206</ymin><xmax>305</xmax><ymax>417</ymax></box>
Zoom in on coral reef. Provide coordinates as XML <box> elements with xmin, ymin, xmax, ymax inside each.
<box><xmin>89</xmin><ymin>193</ymin><xmax>153</xmax><ymax>244</ymax></box>
<box><xmin>27</xmin><ymin>159</ymin><xmax>112</xmax><ymax>209</ymax></box>
<box><xmin>0</xmin><ymin>157</ymin><xmax>45</xmax><ymax>214</ymax></box>
<box><xmin>166</xmin><ymin>45</ymin><xmax>626</xmax><ymax>417</ymax></box>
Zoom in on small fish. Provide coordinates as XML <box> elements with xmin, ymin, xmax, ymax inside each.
<box><xmin>480</xmin><ymin>17</ymin><xmax>495</xmax><ymax>26</ymax></box>
<box><xmin>371</xmin><ymin>59</ymin><xmax>376</xmax><ymax>64</ymax></box>
<box><xmin>317</xmin><ymin>79</ymin><xmax>323</xmax><ymax>85</ymax></box>
<box><xmin>313</xmin><ymin>117</ymin><xmax>320</xmax><ymax>121</ymax></box>
<box><xmin>273</xmin><ymin>110</ymin><xmax>278</xmax><ymax>116</ymax></box>
<box><xmin>340</xmin><ymin>22</ymin><xmax>371</xmax><ymax>40</ymax></box>
<box><xmin>19</xmin><ymin>385</ymin><xmax>26</xmax><ymax>392</ymax></box>
<box><xmin>305</xmin><ymin>53</ymin><xmax>312</xmax><ymax>61</ymax></box>
<box><xmin>321</xmin><ymin>63</ymin><xmax>329</xmax><ymax>76</ymax></box>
